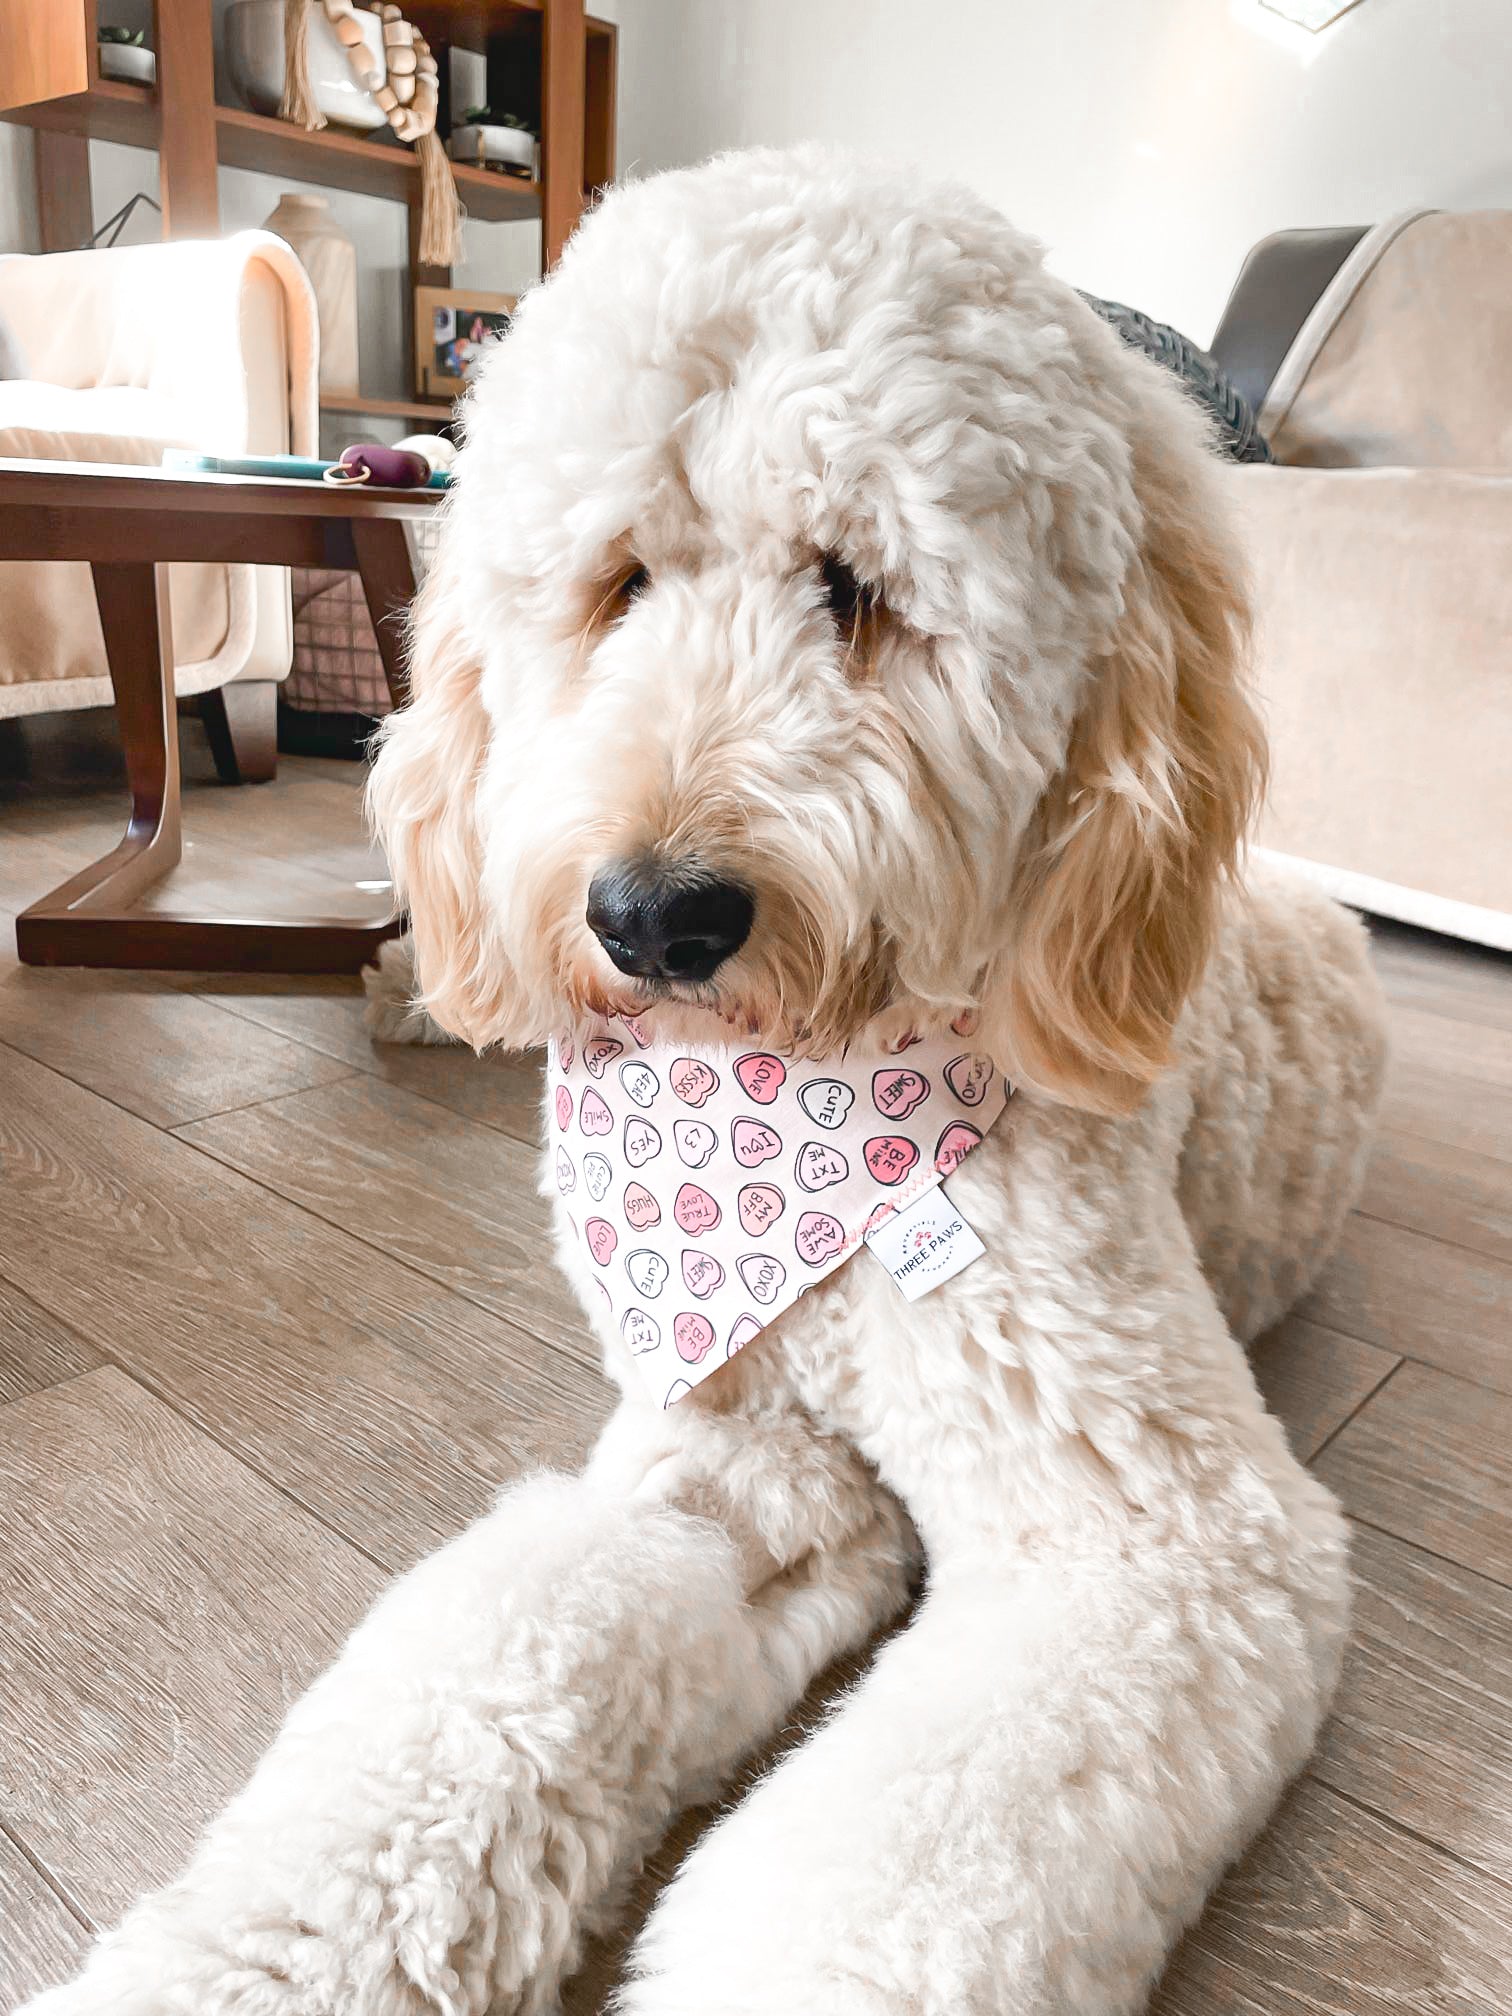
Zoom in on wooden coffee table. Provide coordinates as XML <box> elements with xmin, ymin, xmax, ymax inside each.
<box><xmin>0</xmin><ymin>462</ymin><xmax>441</xmax><ymax>973</ymax></box>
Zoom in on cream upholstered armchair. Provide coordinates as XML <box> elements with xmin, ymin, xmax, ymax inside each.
<box><xmin>0</xmin><ymin>231</ymin><xmax>319</xmax><ymax>779</ymax></box>
<box><xmin>1212</xmin><ymin>209</ymin><xmax>1512</xmax><ymax>951</ymax></box>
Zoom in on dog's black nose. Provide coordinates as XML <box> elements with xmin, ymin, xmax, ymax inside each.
<box><xmin>586</xmin><ymin>862</ymin><xmax>754</xmax><ymax>984</ymax></box>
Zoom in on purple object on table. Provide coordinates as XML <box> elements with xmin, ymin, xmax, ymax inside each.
<box><xmin>332</xmin><ymin>443</ymin><xmax>433</xmax><ymax>488</ymax></box>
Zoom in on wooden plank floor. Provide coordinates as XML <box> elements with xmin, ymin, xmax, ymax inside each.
<box><xmin>2</xmin><ymin>710</ymin><xmax>1509</xmax><ymax>2014</ymax></box>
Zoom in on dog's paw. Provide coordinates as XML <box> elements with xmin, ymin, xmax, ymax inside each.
<box><xmin>362</xmin><ymin>933</ymin><xmax>456</xmax><ymax>1046</ymax></box>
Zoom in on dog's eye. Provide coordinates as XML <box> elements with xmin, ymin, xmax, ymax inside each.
<box><xmin>620</xmin><ymin>563</ymin><xmax>650</xmax><ymax>604</ymax></box>
<box><xmin>819</xmin><ymin>553</ymin><xmax>872</xmax><ymax>632</ymax></box>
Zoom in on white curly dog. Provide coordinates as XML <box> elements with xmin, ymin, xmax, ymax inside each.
<box><xmin>25</xmin><ymin>149</ymin><xmax>1386</xmax><ymax>2016</ymax></box>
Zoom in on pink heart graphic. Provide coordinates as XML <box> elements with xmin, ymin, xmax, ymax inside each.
<box><xmin>555</xmin><ymin>1148</ymin><xmax>577</xmax><ymax>1195</ymax></box>
<box><xmin>673</xmin><ymin>1182</ymin><xmax>722</xmax><ymax>1236</ymax></box>
<box><xmin>681</xmin><ymin>1250</ymin><xmax>726</xmax><ymax>1300</ymax></box>
<box><xmin>621</xmin><ymin>1014</ymin><xmax>653</xmax><ymax>1048</ymax></box>
<box><xmin>579</xmin><ymin>1088</ymin><xmax>613</xmax><ymax>1137</ymax></box>
<box><xmin>670</xmin><ymin>1057</ymin><xmax>719</xmax><ymax>1108</ymax></box>
<box><xmin>794</xmin><ymin>1211</ymin><xmax>846</xmax><ymax>1267</ymax></box>
<box><xmin>737</xmin><ymin>1253</ymin><xmax>787</xmax><ymax>1304</ymax></box>
<box><xmin>796</xmin><ymin>1141</ymin><xmax>849</xmax><ymax>1192</ymax></box>
<box><xmin>624</xmin><ymin>1117</ymin><xmax>662</xmax><ymax>1167</ymax></box>
<box><xmin>585</xmin><ymin>1217</ymin><xmax>618</xmax><ymax>1266</ymax></box>
<box><xmin>737</xmin><ymin>1182</ymin><xmax>785</xmax><ymax>1238</ymax></box>
<box><xmin>732</xmin><ymin>1118</ymin><xmax>783</xmax><ymax>1168</ymax></box>
<box><xmin>623</xmin><ymin>1181</ymin><xmax>661</xmax><ymax>1230</ymax></box>
<box><xmin>871</xmin><ymin>1067</ymin><xmax>929</xmax><ymax>1122</ymax></box>
<box><xmin>673</xmin><ymin>1312</ymin><xmax>716</xmax><ymax>1363</ymax></box>
<box><xmin>944</xmin><ymin>1053</ymin><xmax>994</xmax><ymax>1107</ymax></box>
<box><xmin>863</xmin><ymin>1136</ymin><xmax>920</xmax><ymax>1187</ymax></box>
<box><xmin>727</xmin><ymin>1314</ymin><xmax>761</xmax><ymax>1355</ymax></box>
<box><xmin>734</xmin><ymin>1052</ymin><xmax>787</xmax><ymax>1105</ymax></box>
<box><xmin>583</xmin><ymin>1037</ymin><xmax>623</xmax><ymax>1077</ymax></box>
<box><xmin>558</xmin><ymin>1034</ymin><xmax>575</xmax><ymax>1072</ymax></box>
<box><xmin>554</xmin><ymin>1085</ymin><xmax>574</xmax><ymax>1131</ymax></box>
<box><xmin>935</xmin><ymin>1121</ymin><xmax>983</xmax><ymax>1176</ymax></box>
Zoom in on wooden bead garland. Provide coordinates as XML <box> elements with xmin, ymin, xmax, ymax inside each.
<box><xmin>280</xmin><ymin>0</ymin><xmax>461</xmax><ymax>266</ymax></box>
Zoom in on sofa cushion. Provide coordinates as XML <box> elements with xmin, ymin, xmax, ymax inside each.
<box><xmin>1230</xmin><ymin>462</ymin><xmax>1512</xmax><ymax>941</ymax></box>
<box><xmin>0</xmin><ymin>381</ymin><xmax>200</xmax><ymax>464</ymax></box>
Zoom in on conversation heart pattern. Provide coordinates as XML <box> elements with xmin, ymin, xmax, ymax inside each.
<box><xmin>798</xmin><ymin>1077</ymin><xmax>855</xmax><ymax>1130</ymax></box>
<box><xmin>673</xmin><ymin>1312</ymin><xmax>716</xmax><ymax>1362</ymax></box>
<box><xmin>727</xmin><ymin>1313</ymin><xmax>761</xmax><ymax>1355</ymax></box>
<box><xmin>670</xmin><ymin>1057</ymin><xmax>719</xmax><ymax>1107</ymax></box>
<box><xmin>619</xmin><ymin>1060</ymin><xmax>660</xmax><ymax>1108</ymax></box>
<box><xmin>623</xmin><ymin>1181</ymin><xmax>661</xmax><ymax>1230</ymax></box>
<box><xmin>547</xmin><ymin>1017</ymin><xmax>1010</xmax><ymax>1409</ymax></box>
<box><xmin>871</xmin><ymin>1067</ymin><xmax>929</xmax><ymax>1122</ymax></box>
<box><xmin>734</xmin><ymin>1052</ymin><xmax>786</xmax><ymax>1104</ymax></box>
<box><xmin>674</xmin><ymin>1120</ymin><xmax>717</xmax><ymax>1169</ymax></box>
<box><xmin>796</xmin><ymin>1141</ymin><xmax>849</xmax><ymax>1192</ymax></box>
<box><xmin>621</xmin><ymin>1308</ymin><xmax>660</xmax><ymax>1355</ymax></box>
<box><xmin>681</xmin><ymin>1249</ymin><xmax>726</xmax><ymax>1300</ymax></box>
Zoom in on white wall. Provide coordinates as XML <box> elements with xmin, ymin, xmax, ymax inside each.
<box><xmin>615</xmin><ymin>0</ymin><xmax>1512</xmax><ymax>344</ymax></box>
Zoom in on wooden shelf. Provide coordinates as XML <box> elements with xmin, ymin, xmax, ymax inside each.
<box><xmin>319</xmin><ymin>393</ymin><xmax>457</xmax><ymax>423</ymax></box>
<box><xmin>2</xmin><ymin>76</ymin><xmax>156</xmax><ymax>148</ymax></box>
<box><xmin>216</xmin><ymin>106</ymin><xmax>541</xmax><ymax>222</ymax></box>
<box><xmin>6</xmin><ymin>92</ymin><xmax>541</xmax><ymax>224</ymax></box>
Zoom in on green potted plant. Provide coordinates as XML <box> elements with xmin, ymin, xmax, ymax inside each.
<box><xmin>446</xmin><ymin>106</ymin><xmax>537</xmax><ymax>179</ymax></box>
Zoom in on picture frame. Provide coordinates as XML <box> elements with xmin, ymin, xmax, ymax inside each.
<box><xmin>414</xmin><ymin>286</ymin><xmax>517</xmax><ymax>398</ymax></box>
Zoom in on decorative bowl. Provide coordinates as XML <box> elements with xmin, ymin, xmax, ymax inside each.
<box><xmin>98</xmin><ymin>42</ymin><xmax>157</xmax><ymax>86</ymax></box>
<box><xmin>225</xmin><ymin>0</ymin><xmax>387</xmax><ymax>133</ymax></box>
<box><xmin>447</xmin><ymin>124</ymin><xmax>537</xmax><ymax>177</ymax></box>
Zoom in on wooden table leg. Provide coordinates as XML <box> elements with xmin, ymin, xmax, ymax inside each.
<box><xmin>352</xmin><ymin>516</ymin><xmax>418</xmax><ymax>712</ymax></box>
<box><xmin>16</xmin><ymin>565</ymin><xmax>182</xmax><ymax>963</ymax></box>
<box><xmin>15</xmin><ymin>525</ymin><xmax>411</xmax><ymax>975</ymax></box>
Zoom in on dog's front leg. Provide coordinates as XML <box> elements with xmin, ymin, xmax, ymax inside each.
<box><xmin>621</xmin><ymin>1320</ymin><xmax>1350</xmax><ymax>2016</ymax></box>
<box><xmin>19</xmin><ymin>1402</ymin><xmax>913</xmax><ymax>2016</ymax></box>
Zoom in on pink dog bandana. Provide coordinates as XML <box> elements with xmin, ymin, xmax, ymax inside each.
<box><xmin>547</xmin><ymin>1016</ymin><xmax>1011</xmax><ymax>1409</ymax></box>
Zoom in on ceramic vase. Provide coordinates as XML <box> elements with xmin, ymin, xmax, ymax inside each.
<box><xmin>261</xmin><ymin>192</ymin><xmax>359</xmax><ymax>398</ymax></box>
<box><xmin>226</xmin><ymin>1</ymin><xmax>387</xmax><ymax>132</ymax></box>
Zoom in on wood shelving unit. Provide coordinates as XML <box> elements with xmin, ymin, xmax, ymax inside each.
<box><xmin>0</xmin><ymin>1</ymin><xmax>616</xmax><ymax>269</ymax></box>
<box><xmin>319</xmin><ymin>391</ymin><xmax>457</xmax><ymax>422</ymax></box>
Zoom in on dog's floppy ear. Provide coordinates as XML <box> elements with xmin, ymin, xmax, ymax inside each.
<box><xmin>987</xmin><ymin>436</ymin><xmax>1266</xmax><ymax>1116</ymax></box>
<box><xmin>366</xmin><ymin>547</ymin><xmax>521</xmax><ymax>1049</ymax></box>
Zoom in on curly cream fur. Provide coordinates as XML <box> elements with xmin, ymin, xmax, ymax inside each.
<box><xmin>25</xmin><ymin>148</ymin><xmax>1386</xmax><ymax>2016</ymax></box>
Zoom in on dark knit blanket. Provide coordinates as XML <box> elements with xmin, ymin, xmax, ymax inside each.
<box><xmin>1082</xmin><ymin>294</ymin><xmax>1273</xmax><ymax>464</ymax></box>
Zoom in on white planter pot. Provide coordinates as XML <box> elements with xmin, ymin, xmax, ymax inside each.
<box><xmin>226</xmin><ymin>1</ymin><xmax>387</xmax><ymax>134</ymax></box>
<box><xmin>97</xmin><ymin>43</ymin><xmax>156</xmax><ymax>86</ymax></box>
<box><xmin>447</xmin><ymin>124</ymin><xmax>537</xmax><ymax>176</ymax></box>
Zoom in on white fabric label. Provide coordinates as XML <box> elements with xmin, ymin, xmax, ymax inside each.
<box><xmin>864</xmin><ymin>1180</ymin><xmax>986</xmax><ymax>1300</ymax></box>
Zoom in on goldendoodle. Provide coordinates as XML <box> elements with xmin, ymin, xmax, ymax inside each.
<box><xmin>27</xmin><ymin>146</ymin><xmax>1386</xmax><ymax>2016</ymax></box>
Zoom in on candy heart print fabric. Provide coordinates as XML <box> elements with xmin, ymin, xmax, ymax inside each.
<box><xmin>548</xmin><ymin>1016</ymin><xmax>1011</xmax><ymax>1408</ymax></box>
